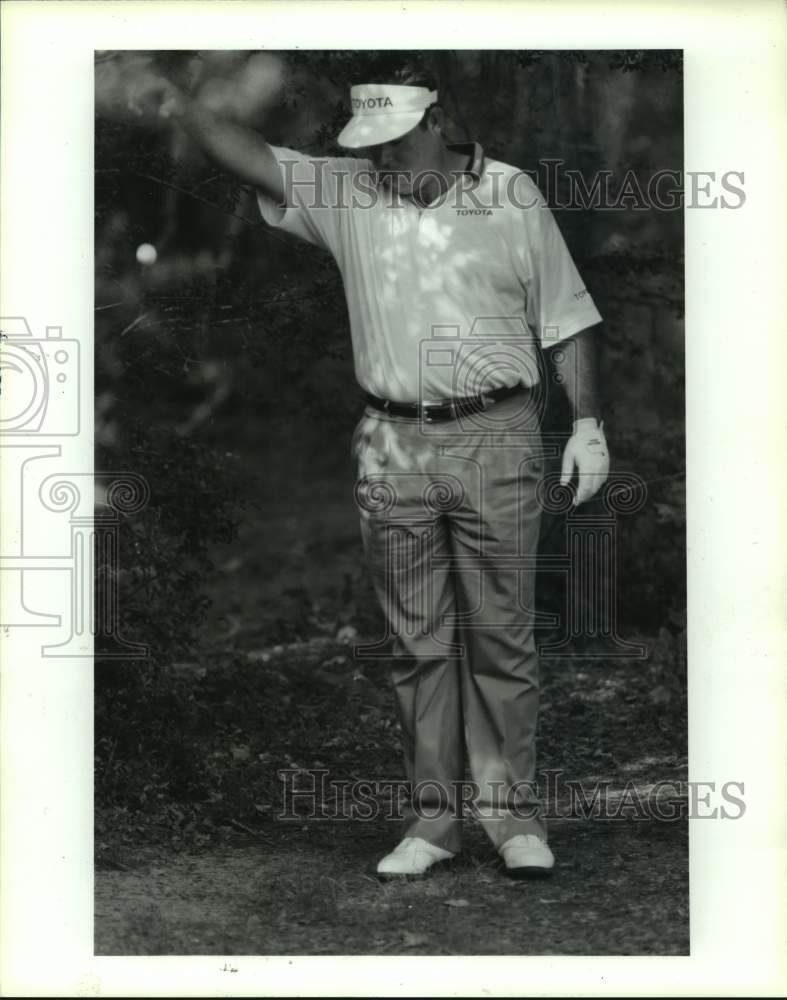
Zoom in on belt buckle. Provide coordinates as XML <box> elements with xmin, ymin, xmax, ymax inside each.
<box><xmin>422</xmin><ymin>398</ymin><xmax>458</xmax><ymax>423</ymax></box>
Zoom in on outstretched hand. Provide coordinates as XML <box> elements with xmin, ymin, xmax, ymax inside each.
<box><xmin>560</xmin><ymin>418</ymin><xmax>610</xmax><ymax>506</ymax></box>
<box><xmin>127</xmin><ymin>74</ymin><xmax>186</xmax><ymax>121</ymax></box>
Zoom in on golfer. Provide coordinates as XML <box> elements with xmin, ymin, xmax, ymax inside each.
<box><xmin>134</xmin><ymin>67</ymin><xmax>609</xmax><ymax>879</ymax></box>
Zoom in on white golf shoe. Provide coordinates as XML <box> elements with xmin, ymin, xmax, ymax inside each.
<box><xmin>499</xmin><ymin>834</ymin><xmax>555</xmax><ymax>878</ymax></box>
<box><xmin>376</xmin><ymin>836</ymin><xmax>457</xmax><ymax>879</ymax></box>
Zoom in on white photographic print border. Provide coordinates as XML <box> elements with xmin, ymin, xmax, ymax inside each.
<box><xmin>1</xmin><ymin>0</ymin><xmax>786</xmax><ymax>995</ymax></box>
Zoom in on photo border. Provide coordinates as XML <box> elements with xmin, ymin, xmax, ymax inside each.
<box><xmin>2</xmin><ymin>0</ymin><xmax>785</xmax><ymax>995</ymax></box>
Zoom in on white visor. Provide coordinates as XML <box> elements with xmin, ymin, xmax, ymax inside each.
<box><xmin>337</xmin><ymin>84</ymin><xmax>438</xmax><ymax>149</ymax></box>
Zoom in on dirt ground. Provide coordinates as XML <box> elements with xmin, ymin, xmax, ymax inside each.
<box><xmin>95</xmin><ymin>807</ymin><xmax>688</xmax><ymax>955</ymax></box>
<box><xmin>95</xmin><ymin>435</ymin><xmax>688</xmax><ymax>956</ymax></box>
<box><xmin>96</xmin><ymin>631</ymin><xmax>689</xmax><ymax>956</ymax></box>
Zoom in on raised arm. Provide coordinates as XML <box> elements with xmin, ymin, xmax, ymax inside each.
<box><xmin>127</xmin><ymin>75</ymin><xmax>284</xmax><ymax>204</ymax></box>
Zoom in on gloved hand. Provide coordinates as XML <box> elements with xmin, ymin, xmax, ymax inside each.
<box><xmin>560</xmin><ymin>418</ymin><xmax>610</xmax><ymax>506</ymax></box>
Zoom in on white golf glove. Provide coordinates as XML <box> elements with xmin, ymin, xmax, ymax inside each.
<box><xmin>560</xmin><ymin>418</ymin><xmax>610</xmax><ymax>506</ymax></box>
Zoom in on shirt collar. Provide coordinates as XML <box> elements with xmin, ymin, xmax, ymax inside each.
<box><xmin>372</xmin><ymin>141</ymin><xmax>486</xmax><ymax>210</ymax></box>
<box><xmin>446</xmin><ymin>141</ymin><xmax>485</xmax><ymax>181</ymax></box>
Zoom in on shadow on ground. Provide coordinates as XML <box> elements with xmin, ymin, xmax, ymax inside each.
<box><xmin>95</xmin><ymin>437</ymin><xmax>689</xmax><ymax>955</ymax></box>
<box><xmin>96</xmin><ymin>798</ymin><xmax>688</xmax><ymax>955</ymax></box>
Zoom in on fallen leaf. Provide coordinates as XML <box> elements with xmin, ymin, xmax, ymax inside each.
<box><xmin>401</xmin><ymin>930</ymin><xmax>430</xmax><ymax>947</ymax></box>
<box><xmin>650</xmin><ymin>685</ymin><xmax>672</xmax><ymax>706</ymax></box>
<box><xmin>443</xmin><ymin>898</ymin><xmax>470</xmax><ymax>908</ymax></box>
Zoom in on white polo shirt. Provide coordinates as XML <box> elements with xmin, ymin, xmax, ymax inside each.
<box><xmin>257</xmin><ymin>142</ymin><xmax>601</xmax><ymax>402</ymax></box>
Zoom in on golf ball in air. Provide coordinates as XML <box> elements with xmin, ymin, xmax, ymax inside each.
<box><xmin>136</xmin><ymin>243</ymin><xmax>157</xmax><ymax>265</ymax></box>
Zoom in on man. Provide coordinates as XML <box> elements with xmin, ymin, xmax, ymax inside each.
<box><xmin>132</xmin><ymin>65</ymin><xmax>609</xmax><ymax>880</ymax></box>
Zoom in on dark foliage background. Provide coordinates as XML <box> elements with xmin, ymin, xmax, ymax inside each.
<box><xmin>94</xmin><ymin>50</ymin><xmax>685</xmax><ymax>855</ymax></box>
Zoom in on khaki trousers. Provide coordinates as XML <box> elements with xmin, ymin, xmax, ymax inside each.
<box><xmin>352</xmin><ymin>390</ymin><xmax>547</xmax><ymax>853</ymax></box>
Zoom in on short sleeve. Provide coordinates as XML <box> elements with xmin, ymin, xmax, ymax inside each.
<box><xmin>510</xmin><ymin>174</ymin><xmax>602</xmax><ymax>345</ymax></box>
<box><xmin>256</xmin><ymin>146</ymin><xmax>368</xmax><ymax>258</ymax></box>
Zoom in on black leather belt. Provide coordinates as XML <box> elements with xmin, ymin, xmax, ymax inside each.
<box><xmin>364</xmin><ymin>383</ymin><xmax>525</xmax><ymax>423</ymax></box>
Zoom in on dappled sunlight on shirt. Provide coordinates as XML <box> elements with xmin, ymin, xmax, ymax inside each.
<box><xmin>257</xmin><ymin>145</ymin><xmax>601</xmax><ymax>402</ymax></box>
